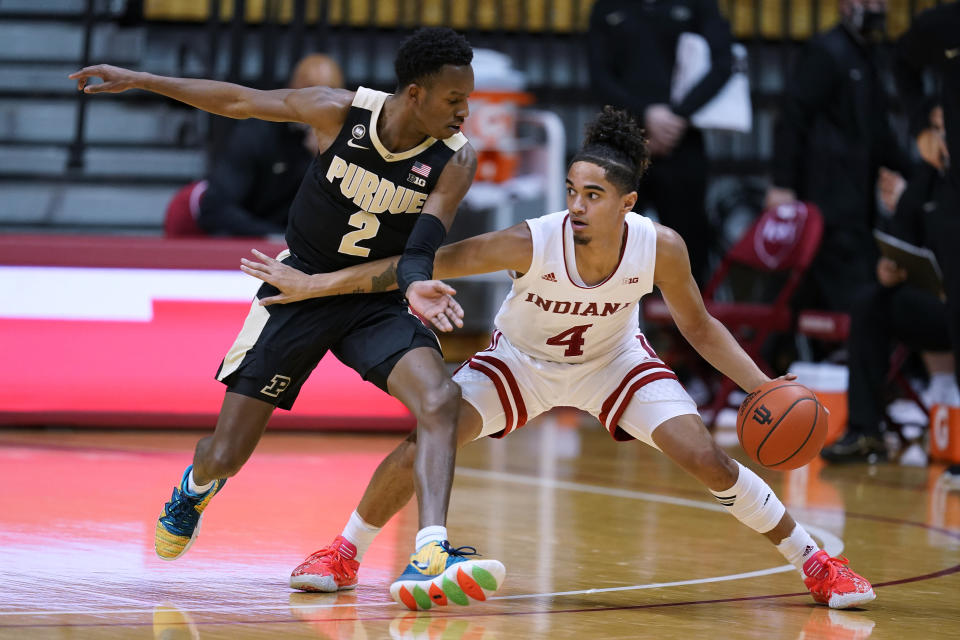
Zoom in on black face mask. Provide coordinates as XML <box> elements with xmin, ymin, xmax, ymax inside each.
<box><xmin>850</xmin><ymin>7</ymin><xmax>887</xmax><ymax>42</ymax></box>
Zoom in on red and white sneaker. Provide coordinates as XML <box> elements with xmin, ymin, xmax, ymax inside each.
<box><xmin>290</xmin><ymin>535</ymin><xmax>360</xmax><ymax>592</ymax></box>
<box><xmin>803</xmin><ymin>550</ymin><xmax>876</xmax><ymax>609</ymax></box>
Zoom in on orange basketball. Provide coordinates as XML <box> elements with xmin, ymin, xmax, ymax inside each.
<box><xmin>736</xmin><ymin>380</ymin><xmax>828</xmax><ymax>470</ymax></box>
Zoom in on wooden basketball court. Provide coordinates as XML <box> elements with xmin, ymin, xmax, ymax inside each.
<box><xmin>2</xmin><ymin>413</ymin><xmax>958</xmax><ymax>639</ymax></box>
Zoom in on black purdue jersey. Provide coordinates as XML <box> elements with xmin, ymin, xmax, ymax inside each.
<box><xmin>285</xmin><ymin>87</ymin><xmax>469</xmax><ymax>273</ymax></box>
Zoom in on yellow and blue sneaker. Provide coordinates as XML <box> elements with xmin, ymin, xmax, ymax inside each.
<box><xmin>154</xmin><ymin>465</ymin><xmax>226</xmax><ymax>560</ymax></box>
<box><xmin>389</xmin><ymin>541</ymin><xmax>505</xmax><ymax>611</ymax></box>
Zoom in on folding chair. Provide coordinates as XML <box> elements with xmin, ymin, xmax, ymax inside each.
<box><xmin>164</xmin><ymin>180</ymin><xmax>208</xmax><ymax>238</ymax></box>
<box><xmin>644</xmin><ymin>201</ymin><xmax>824</xmax><ymax>428</ymax></box>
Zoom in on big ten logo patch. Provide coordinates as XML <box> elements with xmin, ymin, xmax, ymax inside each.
<box><xmin>752</xmin><ymin>404</ymin><xmax>773</xmax><ymax>425</ymax></box>
<box><xmin>407</xmin><ymin>173</ymin><xmax>426</xmax><ymax>187</ymax></box>
<box><xmin>261</xmin><ymin>375</ymin><xmax>292</xmax><ymax>398</ymax></box>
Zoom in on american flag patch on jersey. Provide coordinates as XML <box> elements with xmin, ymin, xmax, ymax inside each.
<box><xmin>411</xmin><ymin>161</ymin><xmax>432</xmax><ymax>178</ymax></box>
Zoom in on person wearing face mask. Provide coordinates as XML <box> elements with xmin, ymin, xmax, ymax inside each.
<box><xmin>892</xmin><ymin>2</ymin><xmax>960</xmax><ymax>482</ymax></box>
<box><xmin>765</xmin><ymin>0</ymin><xmax>912</xmax><ymax>313</ymax></box>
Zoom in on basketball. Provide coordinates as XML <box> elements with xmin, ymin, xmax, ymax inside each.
<box><xmin>737</xmin><ymin>380</ymin><xmax>828</xmax><ymax>470</ymax></box>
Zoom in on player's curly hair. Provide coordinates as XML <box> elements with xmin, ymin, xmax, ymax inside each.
<box><xmin>394</xmin><ymin>27</ymin><xmax>473</xmax><ymax>89</ymax></box>
<box><xmin>571</xmin><ymin>106</ymin><xmax>650</xmax><ymax>194</ymax></box>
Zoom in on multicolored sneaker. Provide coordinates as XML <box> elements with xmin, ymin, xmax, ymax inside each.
<box><xmin>803</xmin><ymin>550</ymin><xmax>876</xmax><ymax>609</ymax></box>
<box><xmin>154</xmin><ymin>465</ymin><xmax>226</xmax><ymax>561</ymax></box>
<box><xmin>389</xmin><ymin>541</ymin><xmax>505</xmax><ymax>611</ymax></box>
<box><xmin>290</xmin><ymin>535</ymin><xmax>360</xmax><ymax>592</ymax></box>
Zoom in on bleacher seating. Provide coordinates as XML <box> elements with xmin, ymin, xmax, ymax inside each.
<box><xmin>0</xmin><ymin>0</ymin><xmax>948</xmax><ymax>233</ymax></box>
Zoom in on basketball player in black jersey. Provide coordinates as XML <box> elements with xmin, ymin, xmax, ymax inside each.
<box><xmin>69</xmin><ymin>27</ymin><xmax>505</xmax><ymax>608</ymax></box>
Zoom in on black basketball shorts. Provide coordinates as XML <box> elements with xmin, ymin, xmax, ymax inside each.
<box><xmin>215</xmin><ymin>255</ymin><xmax>441</xmax><ymax>410</ymax></box>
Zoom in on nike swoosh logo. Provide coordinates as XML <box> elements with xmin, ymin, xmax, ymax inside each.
<box><xmin>412</xmin><ymin>560</ymin><xmax>431</xmax><ymax>571</ymax></box>
<box><xmin>347</xmin><ymin>139</ymin><xmax>369</xmax><ymax>149</ymax></box>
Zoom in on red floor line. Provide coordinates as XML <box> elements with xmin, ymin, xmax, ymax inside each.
<box><xmin>3</xmin><ymin>564</ymin><xmax>959</xmax><ymax>630</ymax></box>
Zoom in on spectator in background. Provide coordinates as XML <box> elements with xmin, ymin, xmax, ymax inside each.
<box><xmin>765</xmin><ymin>0</ymin><xmax>911</xmax><ymax>313</ymax></box>
<box><xmin>587</xmin><ymin>0</ymin><xmax>734</xmax><ymax>285</ymax></box>
<box><xmin>164</xmin><ymin>54</ymin><xmax>344</xmax><ymax>238</ymax></box>
<box><xmin>821</xmin><ymin>105</ymin><xmax>956</xmax><ymax>464</ymax></box>
<box><xmin>892</xmin><ymin>2</ymin><xmax>960</xmax><ymax>481</ymax></box>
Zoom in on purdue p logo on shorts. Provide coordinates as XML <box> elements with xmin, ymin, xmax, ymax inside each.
<box><xmin>261</xmin><ymin>375</ymin><xmax>292</xmax><ymax>398</ymax></box>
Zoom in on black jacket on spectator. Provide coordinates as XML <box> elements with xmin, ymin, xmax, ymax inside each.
<box><xmin>892</xmin><ymin>3</ymin><xmax>960</xmax><ymax>388</ymax></box>
<box><xmin>844</xmin><ymin>166</ymin><xmax>953</xmax><ymax>439</ymax></box>
<box><xmin>587</xmin><ymin>0</ymin><xmax>733</xmax><ymax>120</ymax></box>
<box><xmin>773</xmin><ymin>23</ymin><xmax>910</xmax><ymax>232</ymax></box>
<box><xmin>894</xmin><ymin>2</ymin><xmax>960</xmax><ymax>188</ymax></box>
<box><xmin>198</xmin><ymin>120</ymin><xmax>313</xmax><ymax>237</ymax></box>
<box><xmin>587</xmin><ymin>0</ymin><xmax>733</xmax><ymax>284</ymax></box>
<box><xmin>772</xmin><ymin>23</ymin><xmax>910</xmax><ymax>311</ymax></box>
<box><xmin>886</xmin><ymin>165</ymin><xmax>951</xmax><ymax>261</ymax></box>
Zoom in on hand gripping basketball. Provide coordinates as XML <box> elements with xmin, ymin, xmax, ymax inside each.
<box><xmin>737</xmin><ymin>380</ymin><xmax>828</xmax><ymax>470</ymax></box>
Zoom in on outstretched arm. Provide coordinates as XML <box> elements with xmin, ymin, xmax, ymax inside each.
<box><xmin>652</xmin><ymin>223</ymin><xmax>769</xmax><ymax>392</ymax></box>
<box><xmin>241</xmin><ymin>222</ymin><xmax>533</xmax><ymax>329</ymax></box>
<box><xmin>68</xmin><ymin>64</ymin><xmax>350</xmax><ymax>131</ymax></box>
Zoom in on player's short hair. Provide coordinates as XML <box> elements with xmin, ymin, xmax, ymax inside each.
<box><xmin>571</xmin><ymin>106</ymin><xmax>651</xmax><ymax>194</ymax></box>
<box><xmin>394</xmin><ymin>27</ymin><xmax>473</xmax><ymax>89</ymax></box>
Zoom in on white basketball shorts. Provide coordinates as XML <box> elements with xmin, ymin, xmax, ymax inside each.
<box><xmin>453</xmin><ymin>330</ymin><xmax>699</xmax><ymax>447</ymax></box>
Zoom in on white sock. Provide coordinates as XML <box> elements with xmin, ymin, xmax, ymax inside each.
<box><xmin>927</xmin><ymin>373</ymin><xmax>960</xmax><ymax>406</ymax></box>
<box><xmin>711</xmin><ymin>461</ymin><xmax>785</xmax><ymax>533</ymax></box>
<box><xmin>776</xmin><ymin>524</ymin><xmax>821</xmax><ymax>574</ymax></box>
<box><xmin>187</xmin><ymin>469</ymin><xmax>214</xmax><ymax>495</ymax></box>
<box><xmin>415</xmin><ymin>525</ymin><xmax>447</xmax><ymax>550</ymax></box>
<box><xmin>340</xmin><ymin>511</ymin><xmax>381</xmax><ymax>562</ymax></box>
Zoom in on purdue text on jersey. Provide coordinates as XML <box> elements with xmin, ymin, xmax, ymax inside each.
<box><xmin>325</xmin><ymin>155</ymin><xmax>428</xmax><ymax>215</ymax></box>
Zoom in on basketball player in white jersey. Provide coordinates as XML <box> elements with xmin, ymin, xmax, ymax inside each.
<box><xmin>241</xmin><ymin>107</ymin><xmax>875</xmax><ymax>610</ymax></box>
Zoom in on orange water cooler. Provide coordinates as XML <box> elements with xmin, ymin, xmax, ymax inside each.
<box><xmin>929</xmin><ymin>404</ymin><xmax>960</xmax><ymax>463</ymax></box>
<box><xmin>788</xmin><ymin>361</ymin><xmax>848</xmax><ymax>446</ymax></box>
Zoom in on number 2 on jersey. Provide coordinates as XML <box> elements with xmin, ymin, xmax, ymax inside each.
<box><xmin>338</xmin><ymin>210</ymin><xmax>381</xmax><ymax>257</ymax></box>
<box><xmin>545</xmin><ymin>324</ymin><xmax>593</xmax><ymax>357</ymax></box>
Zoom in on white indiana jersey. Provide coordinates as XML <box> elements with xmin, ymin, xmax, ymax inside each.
<box><xmin>494</xmin><ymin>210</ymin><xmax>657</xmax><ymax>363</ymax></box>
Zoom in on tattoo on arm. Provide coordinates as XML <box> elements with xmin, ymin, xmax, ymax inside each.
<box><xmin>370</xmin><ymin>262</ymin><xmax>398</xmax><ymax>292</ymax></box>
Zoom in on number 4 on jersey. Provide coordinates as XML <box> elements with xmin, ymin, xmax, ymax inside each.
<box><xmin>545</xmin><ymin>324</ymin><xmax>593</xmax><ymax>357</ymax></box>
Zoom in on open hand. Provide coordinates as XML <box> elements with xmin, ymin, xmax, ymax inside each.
<box><xmin>917</xmin><ymin>105</ymin><xmax>949</xmax><ymax>171</ymax></box>
<box><xmin>68</xmin><ymin>64</ymin><xmax>143</xmax><ymax>94</ymax></box>
<box><xmin>406</xmin><ymin>280</ymin><xmax>464</xmax><ymax>332</ymax></box>
<box><xmin>876</xmin><ymin>256</ymin><xmax>907</xmax><ymax>288</ymax></box>
<box><xmin>916</xmin><ymin>127</ymin><xmax>949</xmax><ymax>172</ymax></box>
<box><xmin>764</xmin><ymin>186</ymin><xmax>798</xmax><ymax>211</ymax></box>
<box><xmin>644</xmin><ymin>104</ymin><xmax>687</xmax><ymax>156</ymax></box>
<box><xmin>877</xmin><ymin>168</ymin><xmax>906</xmax><ymax>213</ymax></box>
<box><xmin>240</xmin><ymin>249</ymin><xmax>317</xmax><ymax>305</ymax></box>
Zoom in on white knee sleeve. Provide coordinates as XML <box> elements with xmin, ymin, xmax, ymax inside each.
<box><xmin>711</xmin><ymin>461</ymin><xmax>785</xmax><ymax>534</ymax></box>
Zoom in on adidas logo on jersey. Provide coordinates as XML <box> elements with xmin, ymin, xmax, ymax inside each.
<box><xmin>541</xmin><ymin>272</ymin><xmax>557</xmax><ymax>282</ymax></box>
